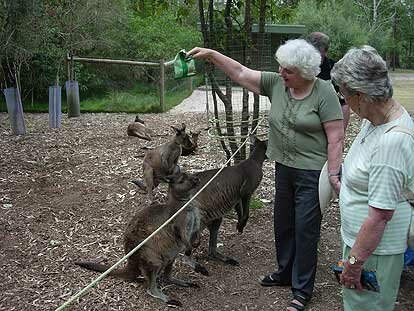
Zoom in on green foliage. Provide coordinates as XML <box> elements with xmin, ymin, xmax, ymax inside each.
<box><xmin>124</xmin><ymin>11</ymin><xmax>201</xmax><ymax>61</ymax></box>
<box><xmin>294</xmin><ymin>0</ymin><xmax>369</xmax><ymax>59</ymax></box>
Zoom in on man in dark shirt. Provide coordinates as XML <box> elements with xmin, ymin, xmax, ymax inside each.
<box><xmin>307</xmin><ymin>32</ymin><xmax>350</xmax><ymax>130</ymax></box>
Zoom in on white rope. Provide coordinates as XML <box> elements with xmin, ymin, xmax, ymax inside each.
<box><xmin>55</xmin><ymin>116</ymin><xmax>266</xmax><ymax>311</ymax></box>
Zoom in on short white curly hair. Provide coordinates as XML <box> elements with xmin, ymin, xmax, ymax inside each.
<box><xmin>275</xmin><ymin>39</ymin><xmax>321</xmax><ymax>80</ymax></box>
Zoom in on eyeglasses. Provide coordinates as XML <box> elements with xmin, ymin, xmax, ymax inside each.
<box><xmin>337</xmin><ymin>89</ymin><xmax>346</xmax><ymax>101</ymax></box>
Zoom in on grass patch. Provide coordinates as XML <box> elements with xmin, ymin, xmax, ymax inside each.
<box><xmin>0</xmin><ymin>75</ymin><xmax>203</xmax><ymax>113</ymax></box>
<box><xmin>390</xmin><ymin>68</ymin><xmax>414</xmax><ymax>74</ymax></box>
<box><xmin>250</xmin><ymin>197</ymin><xmax>265</xmax><ymax>210</ymax></box>
<box><xmin>393</xmin><ymin>79</ymin><xmax>414</xmax><ymax>112</ymax></box>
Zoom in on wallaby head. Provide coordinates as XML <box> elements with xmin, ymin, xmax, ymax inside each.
<box><xmin>165</xmin><ymin>171</ymin><xmax>200</xmax><ymax>202</ymax></box>
<box><xmin>249</xmin><ymin>135</ymin><xmax>268</xmax><ymax>161</ymax></box>
<box><xmin>189</xmin><ymin>130</ymin><xmax>201</xmax><ymax>145</ymax></box>
<box><xmin>171</xmin><ymin>123</ymin><xmax>192</xmax><ymax>149</ymax></box>
<box><xmin>134</xmin><ymin>115</ymin><xmax>145</xmax><ymax>124</ymax></box>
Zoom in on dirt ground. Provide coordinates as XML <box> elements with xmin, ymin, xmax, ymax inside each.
<box><xmin>1</xmin><ymin>110</ymin><xmax>413</xmax><ymax>311</ymax></box>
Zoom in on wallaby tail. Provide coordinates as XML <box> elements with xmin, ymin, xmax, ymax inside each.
<box><xmin>75</xmin><ymin>261</ymin><xmax>140</xmax><ymax>280</ymax></box>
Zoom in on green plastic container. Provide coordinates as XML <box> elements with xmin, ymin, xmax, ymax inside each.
<box><xmin>174</xmin><ymin>49</ymin><xmax>196</xmax><ymax>79</ymax></box>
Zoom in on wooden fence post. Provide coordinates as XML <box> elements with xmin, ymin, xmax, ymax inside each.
<box><xmin>160</xmin><ymin>59</ymin><xmax>165</xmax><ymax>112</ymax></box>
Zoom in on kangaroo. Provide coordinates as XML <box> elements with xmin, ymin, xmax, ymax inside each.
<box><xmin>181</xmin><ymin>130</ymin><xmax>201</xmax><ymax>156</ymax></box>
<box><xmin>75</xmin><ymin>171</ymin><xmax>201</xmax><ymax>307</ymax></box>
<box><xmin>183</xmin><ymin>136</ymin><xmax>267</xmax><ymax>275</ymax></box>
<box><xmin>138</xmin><ymin>123</ymin><xmax>192</xmax><ymax>202</ymax></box>
<box><xmin>127</xmin><ymin>115</ymin><xmax>154</xmax><ymax>141</ymax></box>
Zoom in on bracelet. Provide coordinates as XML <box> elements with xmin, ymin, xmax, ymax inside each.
<box><xmin>328</xmin><ymin>171</ymin><xmax>341</xmax><ymax>177</ymax></box>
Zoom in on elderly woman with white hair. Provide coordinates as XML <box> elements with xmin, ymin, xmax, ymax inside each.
<box><xmin>331</xmin><ymin>46</ymin><xmax>414</xmax><ymax>311</ymax></box>
<box><xmin>188</xmin><ymin>39</ymin><xmax>344</xmax><ymax>311</ymax></box>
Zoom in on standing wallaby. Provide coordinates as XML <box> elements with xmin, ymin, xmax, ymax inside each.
<box><xmin>181</xmin><ymin>130</ymin><xmax>201</xmax><ymax>156</ymax></box>
<box><xmin>127</xmin><ymin>115</ymin><xmax>154</xmax><ymax>141</ymax></box>
<box><xmin>183</xmin><ymin>136</ymin><xmax>267</xmax><ymax>275</ymax></box>
<box><xmin>140</xmin><ymin>123</ymin><xmax>192</xmax><ymax>202</ymax></box>
<box><xmin>75</xmin><ymin>172</ymin><xmax>201</xmax><ymax>307</ymax></box>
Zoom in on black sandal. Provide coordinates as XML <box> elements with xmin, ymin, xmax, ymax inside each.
<box><xmin>288</xmin><ymin>294</ymin><xmax>309</xmax><ymax>311</ymax></box>
<box><xmin>258</xmin><ymin>274</ymin><xmax>291</xmax><ymax>287</ymax></box>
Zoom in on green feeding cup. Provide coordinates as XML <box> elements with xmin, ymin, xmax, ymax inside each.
<box><xmin>174</xmin><ymin>49</ymin><xmax>196</xmax><ymax>79</ymax></box>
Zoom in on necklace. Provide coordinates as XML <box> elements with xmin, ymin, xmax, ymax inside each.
<box><xmin>360</xmin><ymin>124</ymin><xmax>377</xmax><ymax>144</ymax></box>
<box><xmin>360</xmin><ymin>102</ymin><xmax>398</xmax><ymax>144</ymax></box>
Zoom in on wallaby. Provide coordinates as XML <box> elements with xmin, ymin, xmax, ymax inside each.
<box><xmin>181</xmin><ymin>130</ymin><xmax>201</xmax><ymax>156</ymax></box>
<box><xmin>75</xmin><ymin>172</ymin><xmax>201</xmax><ymax>307</ymax></box>
<box><xmin>127</xmin><ymin>115</ymin><xmax>154</xmax><ymax>141</ymax></box>
<box><xmin>137</xmin><ymin>123</ymin><xmax>192</xmax><ymax>202</ymax></box>
<box><xmin>183</xmin><ymin>136</ymin><xmax>267</xmax><ymax>275</ymax></box>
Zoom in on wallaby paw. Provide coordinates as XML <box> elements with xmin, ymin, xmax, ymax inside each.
<box><xmin>166</xmin><ymin>299</ymin><xmax>182</xmax><ymax>307</ymax></box>
<box><xmin>195</xmin><ymin>264</ymin><xmax>209</xmax><ymax>276</ymax></box>
<box><xmin>130</xmin><ymin>179</ymin><xmax>146</xmax><ymax>191</ymax></box>
<box><xmin>236</xmin><ymin>221</ymin><xmax>247</xmax><ymax>233</ymax></box>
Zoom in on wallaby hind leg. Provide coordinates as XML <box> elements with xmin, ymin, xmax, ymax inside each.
<box><xmin>143</xmin><ymin>267</ymin><xmax>181</xmax><ymax>306</ymax></box>
<box><xmin>236</xmin><ymin>195</ymin><xmax>251</xmax><ymax>233</ymax></box>
<box><xmin>163</xmin><ymin>261</ymin><xmax>199</xmax><ymax>288</ymax></box>
<box><xmin>208</xmin><ymin>218</ymin><xmax>239</xmax><ymax>266</ymax></box>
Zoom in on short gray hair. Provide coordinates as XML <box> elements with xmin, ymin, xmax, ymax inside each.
<box><xmin>275</xmin><ymin>39</ymin><xmax>321</xmax><ymax>80</ymax></box>
<box><xmin>331</xmin><ymin>45</ymin><xmax>393</xmax><ymax>104</ymax></box>
<box><xmin>307</xmin><ymin>32</ymin><xmax>330</xmax><ymax>52</ymax></box>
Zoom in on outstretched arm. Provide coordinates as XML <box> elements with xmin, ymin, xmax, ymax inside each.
<box><xmin>187</xmin><ymin>47</ymin><xmax>262</xmax><ymax>94</ymax></box>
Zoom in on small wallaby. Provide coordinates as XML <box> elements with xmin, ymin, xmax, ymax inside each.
<box><xmin>127</xmin><ymin>115</ymin><xmax>154</xmax><ymax>141</ymax></box>
<box><xmin>181</xmin><ymin>130</ymin><xmax>201</xmax><ymax>156</ymax></box>
<box><xmin>183</xmin><ymin>136</ymin><xmax>267</xmax><ymax>275</ymax></box>
<box><xmin>76</xmin><ymin>171</ymin><xmax>201</xmax><ymax>307</ymax></box>
<box><xmin>140</xmin><ymin>123</ymin><xmax>192</xmax><ymax>202</ymax></box>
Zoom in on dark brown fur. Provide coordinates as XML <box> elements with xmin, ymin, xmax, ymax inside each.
<box><xmin>142</xmin><ymin>123</ymin><xmax>192</xmax><ymax>202</ymax></box>
<box><xmin>76</xmin><ymin>172</ymin><xmax>201</xmax><ymax>306</ymax></box>
<box><xmin>127</xmin><ymin>115</ymin><xmax>153</xmax><ymax>141</ymax></box>
<box><xmin>181</xmin><ymin>130</ymin><xmax>201</xmax><ymax>156</ymax></box>
<box><xmin>183</xmin><ymin>136</ymin><xmax>267</xmax><ymax>274</ymax></box>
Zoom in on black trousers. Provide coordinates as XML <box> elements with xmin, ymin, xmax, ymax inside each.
<box><xmin>272</xmin><ymin>162</ymin><xmax>322</xmax><ymax>300</ymax></box>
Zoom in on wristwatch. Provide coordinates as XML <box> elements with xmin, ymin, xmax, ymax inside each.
<box><xmin>348</xmin><ymin>255</ymin><xmax>359</xmax><ymax>265</ymax></box>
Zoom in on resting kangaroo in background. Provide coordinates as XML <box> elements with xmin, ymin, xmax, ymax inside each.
<box><xmin>76</xmin><ymin>172</ymin><xmax>201</xmax><ymax>307</ymax></box>
<box><xmin>181</xmin><ymin>130</ymin><xmax>201</xmax><ymax>156</ymax></box>
<box><xmin>139</xmin><ymin>123</ymin><xmax>192</xmax><ymax>202</ymax></box>
<box><xmin>184</xmin><ymin>136</ymin><xmax>267</xmax><ymax>275</ymax></box>
<box><xmin>127</xmin><ymin>115</ymin><xmax>154</xmax><ymax>141</ymax></box>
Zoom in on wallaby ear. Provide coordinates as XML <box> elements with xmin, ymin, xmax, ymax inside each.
<box><xmin>135</xmin><ymin>115</ymin><xmax>144</xmax><ymax>124</ymax></box>
<box><xmin>249</xmin><ymin>134</ymin><xmax>257</xmax><ymax>145</ymax></box>
<box><xmin>181</xmin><ymin>123</ymin><xmax>186</xmax><ymax>131</ymax></box>
<box><xmin>189</xmin><ymin>130</ymin><xmax>193</xmax><ymax>135</ymax></box>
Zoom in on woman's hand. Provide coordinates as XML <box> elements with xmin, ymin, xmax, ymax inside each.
<box><xmin>329</xmin><ymin>175</ymin><xmax>341</xmax><ymax>195</ymax></box>
<box><xmin>187</xmin><ymin>47</ymin><xmax>213</xmax><ymax>60</ymax></box>
<box><xmin>340</xmin><ymin>259</ymin><xmax>364</xmax><ymax>291</ymax></box>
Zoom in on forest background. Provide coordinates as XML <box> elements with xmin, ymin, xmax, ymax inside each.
<box><xmin>1</xmin><ymin>0</ymin><xmax>414</xmax><ymax>113</ymax></box>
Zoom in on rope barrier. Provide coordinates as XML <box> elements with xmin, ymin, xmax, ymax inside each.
<box><xmin>55</xmin><ymin>116</ymin><xmax>266</xmax><ymax>311</ymax></box>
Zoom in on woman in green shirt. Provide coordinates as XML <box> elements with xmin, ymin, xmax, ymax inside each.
<box><xmin>188</xmin><ymin>39</ymin><xmax>344</xmax><ymax>311</ymax></box>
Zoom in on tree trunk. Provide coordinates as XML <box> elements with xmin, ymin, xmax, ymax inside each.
<box><xmin>240</xmin><ymin>0</ymin><xmax>253</xmax><ymax>162</ymax></box>
<box><xmin>197</xmin><ymin>0</ymin><xmax>231</xmax><ymax>161</ymax></box>
<box><xmin>251</xmin><ymin>0</ymin><xmax>266</xmax><ymax>137</ymax></box>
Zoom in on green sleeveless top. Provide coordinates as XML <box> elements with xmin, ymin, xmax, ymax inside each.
<box><xmin>260</xmin><ymin>72</ymin><xmax>343</xmax><ymax>170</ymax></box>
